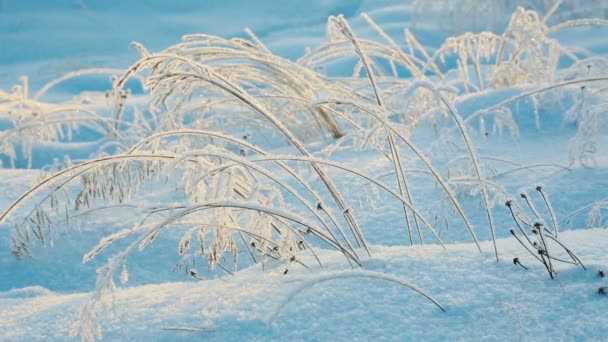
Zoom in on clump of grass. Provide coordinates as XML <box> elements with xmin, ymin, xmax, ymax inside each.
<box><xmin>0</xmin><ymin>69</ymin><xmax>155</xmax><ymax>168</ymax></box>
<box><xmin>506</xmin><ymin>186</ymin><xmax>586</xmax><ymax>278</ymax></box>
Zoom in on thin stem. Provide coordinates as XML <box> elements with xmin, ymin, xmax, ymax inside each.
<box><xmin>269</xmin><ymin>269</ymin><xmax>446</xmax><ymax>324</ymax></box>
<box><xmin>536</xmin><ymin>187</ymin><xmax>558</xmax><ymax>237</ymax></box>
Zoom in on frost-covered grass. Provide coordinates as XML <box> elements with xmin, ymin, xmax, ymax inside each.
<box><xmin>1</xmin><ymin>1</ymin><xmax>608</xmax><ymax>341</ymax></box>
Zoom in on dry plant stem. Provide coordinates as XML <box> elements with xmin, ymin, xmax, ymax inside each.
<box><xmin>466</xmin><ymin>77</ymin><xmax>608</xmax><ymax>125</ymax></box>
<box><xmin>535</xmin><ymin>225</ymin><xmax>554</xmax><ymax>276</ymax></box>
<box><xmin>10</xmin><ymin>159</ymin><xmax>160</xmax><ymax>257</ymax></box>
<box><xmin>507</xmin><ymin>204</ymin><xmax>536</xmax><ymax>247</ymax></box>
<box><xmin>129</xmin><ymin>129</ymin><xmax>358</xmax><ymax>261</ymax></box>
<box><xmin>448</xmin><ymin>155</ymin><xmax>524</xmax><ymax>169</ymax></box>
<box><xmin>389</xmin><ymin>138</ymin><xmax>423</xmax><ymax>244</ymax></box>
<box><xmin>509</xmin><ymin>230</ymin><xmax>544</xmax><ymax>264</ymax></box>
<box><xmin>0</xmin><ymin>108</ymin><xmax>128</xmax><ymax>168</ymax></box>
<box><xmin>474</xmin><ymin>44</ymin><xmax>483</xmax><ymax>90</ymax></box>
<box><xmin>334</xmin><ymin>14</ymin><xmax>422</xmax><ymax>245</ymax></box>
<box><xmin>173</xmin><ymin>222</ymin><xmax>280</xmax><ymax>249</ymax></box>
<box><xmin>542</xmin><ymin>0</ymin><xmax>563</xmax><ymax>25</ymax></box>
<box><xmin>9</xmin><ymin>163</ymin><xmax>98</xmax><ymax>233</ymax></box>
<box><xmin>0</xmin><ymin>153</ymin><xmax>177</xmax><ymax>224</ymax></box>
<box><xmin>126</xmin><ymin>129</ymin><xmax>261</xmax><ymax>154</ymax></box>
<box><xmin>448</xmin><ymin>177</ymin><xmax>509</xmax><ymax>197</ymax></box>
<box><xmin>169</xmin><ymin>113</ymin><xmax>352</xmax><ymax>251</ymax></box>
<box><xmin>230</xmin><ymin>212</ymin><xmax>263</xmax><ymax>264</ymax></box>
<box><xmin>508</xmin><ymin>192</ymin><xmax>586</xmax><ymax>277</ymax></box>
<box><xmin>77</xmin><ymin>203</ymin><xmax>285</xmax><ymax>340</ymax></box>
<box><xmin>269</xmin><ymin>269</ymin><xmax>446</xmax><ymax>323</ymax></box>
<box><xmin>360</xmin><ymin>13</ymin><xmax>422</xmax><ymax>78</ymax></box>
<box><xmin>558</xmin><ymin>198</ymin><xmax>608</xmax><ymax>225</ymax></box>
<box><xmin>548</xmin><ymin>18</ymin><xmax>608</xmax><ymax>33</ymax></box>
<box><xmin>539</xmin><ymin>252</ymin><xmax>555</xmax><ymax>279</ymax></box>
<box><xmin>179</xmin><ymin>151</ymin><xmax>361</xmax><ymax>263</ymax></box>
<box><xmin>509</xmin><ymin>228</ymin><xmax>553</xmax><ymax>278</ymax></box>
<box><xmin>536</xmin><ymin>188</ymin><xmax>558</xmax><ymax>236</ymax></box>
<box><xmin>543</xmin><ymin>253</ymin><xmax>578</xmax><ymax>265</ymax></box>
<box><xmin>489</xmin><ymin>164</ymin><xmax>571</xmax><ymax>179</ymax></box>
<box><xmin>323</xmin><ymin>99</ymin><xmax>480</xmax><ymax>250</ymax></box>
<box><xmin>116</xmin><ymin>53</ymin><xmax>369</xmax><ymax>257</ymax></box>
<box><xmin>171</xmin><ymin>36</ymin><xmax>344</xmax><ymax>138</ymax></box>
<box><xmin>33</xmin><ymin>68</ymin><xmax>134</xmax><ymax>100</ymax></box>
<box><xmin>412</xmin><ymin>82</ymin><xmax>495</xmax><ymax>258</ymax></box>
<box><xmin>438</xmin><ymin>88</ymin><xmax>496</xmax><ymax>260</ymax></box>
<box><xmin>53</xmin><ymin>204</ymin><xmax>142</xmax><ymax>226</ymax></box>
<box><xmin>522</xmin><ymin>195</ymin><xmax>541</xmax><ymax>220</ymax></box>
<box><xmin>225</xmin><ymin>155</ymin><xmax>446</xmax><ymax>247</ymax></box>
<box><xmin>253</xmin><ymin>156</ymin><xmax>445</xmax><ymax>248</ymax></box>
<box><xmin>404</xmin><ymin>29</ymin><xmax>443</xmax><ymax>78</ymax></box>
<box><xmin>542</xmin><ymin>234</ymin><xmax>586</xmax><ymax>269</ymax></box>
<box><xmin>297</xmin><ymin>41</ymin><xmax>428</xmax><ymax>75</ymax></box>
<box><xmin>34</xmin><ymin>107</ymin><xmax>126</xmax><ymax>145</ymax></box>
<box><xmin>216</xmin><ymin>262</ymin><xmax>235</xmax><ymax>276</ymax></box>
<box><xmin>26</xmin><ymin>106</ymin><xmax>126</xmax><ymax>136</ymax></box>
<box><xmin>495</xmin><ymin>20</ymin><xmax>515</xmax><ymax>69</ymax></box>
<box><xmin>130</xmin><ymin>130</ymin><xmax>332</xmax><ymax>223</ymax></box>
<box><xmin>143</xmin><ymin>201</ymin><xmax>326</xmax><ymax>265</ymax></box>
<box><xmin>244</xmin><ymin>27</ymin><xmax>272</xmax><ymax>55</ymax></box>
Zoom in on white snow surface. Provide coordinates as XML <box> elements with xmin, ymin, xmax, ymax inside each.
<box><xmin>1</xmin><ymin>228</ymin><xmax>607</xmax><ymax>341</ymax></box>
<box><xmin>1</xmin><ymin>1</ymin><xmax>608</xmax><ymax>341</ymax></box>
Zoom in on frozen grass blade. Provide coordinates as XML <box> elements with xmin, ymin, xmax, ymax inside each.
<box><xmin>331</xmin><ymin>14</ymin><xmax>422</xmax><ymax>245</ymax></box>
<box><xmin>323</xmin><ymin>98</ymin><xmax>480</xmax><ymax>250</ymax></box>
<box><xmin>269</xmin><ymin>269</ymin><xmax>446</xmax><ymax>324</ymax></box>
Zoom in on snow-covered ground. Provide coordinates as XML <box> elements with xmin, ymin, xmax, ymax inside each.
<box><xmin>1</xmin><ymin>1</ymin><xmax>608</xmax><ymax>341</ymax></box>
<box><xmin>1</xmin><ymin>230</ymin><xmax>607</xmax><ymax>341</ymax></box>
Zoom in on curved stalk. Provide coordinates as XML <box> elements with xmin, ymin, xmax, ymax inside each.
<box><xmin>117</xmin><ymin>53</ymin><xmax>369</xmax><ymax>254</ymax></box>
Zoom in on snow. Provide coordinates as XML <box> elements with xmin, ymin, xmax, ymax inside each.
<box><xmin>1</xmin><ymin>0</ymin><xmax>608</xmax><ymax>341</ymax></box>
<box><xmin>1</xmin><ymin>231</ymin><xmax>607</xmax><ymax>341</ymax></box>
